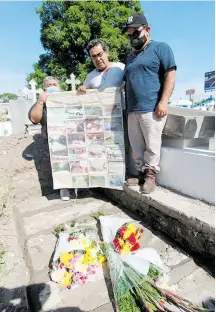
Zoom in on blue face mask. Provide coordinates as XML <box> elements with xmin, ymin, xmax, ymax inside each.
<box><xmin>46</xmin><ymin>86</ymin><xmax>60</xmax><ymax>93</ymax></box>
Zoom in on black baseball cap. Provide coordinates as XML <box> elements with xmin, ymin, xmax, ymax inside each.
<box><xmin>123</xmin><ymin>13</ymin><xmax>148</xmax><ymax>33</ymax></box>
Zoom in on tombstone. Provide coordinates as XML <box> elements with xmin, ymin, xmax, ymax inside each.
<box><xmin>9</xmin><ymin>98</ymin><xmax>34</xmax><ymax>135</ymax></box>
<box><xmin>17</xmin><ymin>87</ymin><xmax>32</xmax><ymax>100</ymax></box>
<box><xmin>29</xmin><ymin>79</ymin><xmax>37</xmax><ymax>103</ymax></box>
<box><xmin>66</xmin><ymin>73</ymin><xmax>80</xmax><ymax>91</ymax></box>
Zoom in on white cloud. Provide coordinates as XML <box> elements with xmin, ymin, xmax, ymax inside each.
<box><xmin>0</xmin><ymin>70</ymin><xmax>27</xmax><ymax>95</ymax></box>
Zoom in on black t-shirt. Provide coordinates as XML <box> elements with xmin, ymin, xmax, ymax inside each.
<box><xmin>29</xmin><ymin>103</ymin><xmax>47</xmax><ymax>139</ymax></box>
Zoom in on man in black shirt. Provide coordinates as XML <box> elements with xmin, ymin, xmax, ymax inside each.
<box><xmin>29</xmin><ymin>76</ymin><xmax>71</xmax><ymax>201</ymax></box>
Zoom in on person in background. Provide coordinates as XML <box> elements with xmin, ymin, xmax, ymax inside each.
<box><xmin>29</xmin><ymin>76</ymin><xmax>71</xmax><ymax>201</ymax></box>
<box><xmin>123</xmin><ymin>13</ymin><xmax>177</xmax><ymax>193</ymax></box>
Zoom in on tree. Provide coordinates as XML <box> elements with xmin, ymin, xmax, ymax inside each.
<box><xmin>0</xmin><ymin>93</ymin><xmax>17</xmax><ymax>103</ymax></box>
<box><xmin>26</xmin><ymin>1</ymin><xmax>143</xmax><ymax>89</ymax></box>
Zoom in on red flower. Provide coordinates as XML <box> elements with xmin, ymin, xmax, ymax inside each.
<box><xmin>68</xmin><ymin>237</ymin><xmax>73</xmax><ymax>242</ymax></box>
<box><xmin>113</xmin><ymin>238</ymin><xmax>120</xmax><ymax>248</ymax></box>
<box><xmin>127</xmin><ymin>233</ymin><xmax>136</xmax><ymax>244</ymax></box>
<box><xmin>119</xmin><ymin>226</ymin><xmax>127</xmax><ymax>238</ymax></box>
<box><xmin>59</xmin><ymin>263</ymin><xmax>64</xmax><ymax>269</ymax></box>
<box><xmin>67</xmin><ymin>285</ymin><xmax>71</xmax><ymax>290</ymax></box>
<box><xmin>140</xmin><ymin>229</ymin><xmax>144</xmax><ymax>233</ymax></box>
<box><xmin>130</xmin><ymin>242</ymin><xmax>140</xmax><ymax>252</ymax></box>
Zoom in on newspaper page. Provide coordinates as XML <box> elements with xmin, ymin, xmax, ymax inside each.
<box><xmin>46</xmin><ymin>87</ymin><xmax>125</xmax><ymax>190</ymax></box>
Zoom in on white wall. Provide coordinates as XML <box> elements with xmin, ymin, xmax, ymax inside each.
<box><xmin>157</xmin><ymin>146</ymin><xmax>215</xmax><ymax>205</ymax></box>
<box><xmin>9</xmin><ymin>99</ymin><xmax>34</xmax><ymax>135</ymax></box>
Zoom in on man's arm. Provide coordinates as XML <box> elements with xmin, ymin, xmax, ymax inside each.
<box><xmin>78</xmin><ymin>73</ymin><xmax>91</xmax><ymax>92</ymax></box>
<box><xmin>161</xmin><ymin>69</ymin><xmax>176</xmax><ymax>103</ymax></box>
<box><xmin>28</xmin><ymin>91</ymin><xmax>47</xmax><ymax>124</ymax></box>
<box><xmin>29</xmin><ymin>103</ymin><xmax>43</xmax><ymax>124</ymax></box>
<box><xmin>155</xmin><ymin>69</ymin><xmax>176</xmax><ymax>118</ymax></box>
<box><xmin>155</xmin><ymin>42</ymin><xmax>177</xmax><ymax>118</ymax></box>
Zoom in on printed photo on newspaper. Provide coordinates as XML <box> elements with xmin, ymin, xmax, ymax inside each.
<box><xmin>46</xmin><ymin>88</ymin><xmax>125</xmax><ymax>190</ymax></box>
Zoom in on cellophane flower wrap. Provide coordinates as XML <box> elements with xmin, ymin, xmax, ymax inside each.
<box><xmin>99</xmin><ymin>215</ymin><xmax>207</xmax><ymax>312</ymax></box>
<box><xmin>50</xmin><ymin>224</ymin><xmax>106</xmax><ymax>289</ymax></box>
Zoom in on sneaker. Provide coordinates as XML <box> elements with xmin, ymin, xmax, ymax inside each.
<box><xmin>126</xmin><ymin>177</ymin><xmax>139</xmax><ymax>186</ymax></box>
<box><xmin>60</xmin><ymin>188</ymin><xmax>70</xmax><ymax>201</ymax></box>
<box><xmin>140</xmin><ymin>169</ymin><xmax>156</xmax><ymax>194</ymax></box>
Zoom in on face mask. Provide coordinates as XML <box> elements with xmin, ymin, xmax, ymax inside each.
<box><xmin>131</xmin><ymin>36</ymin><xmax>147</xmax><ymax>50</ymax></box>
<box><xmin>46</xmin><ymin>86</ymin><xmax>60</xmax><ymax>93</ymax></box>
<box><xmin>129</xmin><ymin>28</ymin><xmax>147</xmax><ymax>50</ymax></box>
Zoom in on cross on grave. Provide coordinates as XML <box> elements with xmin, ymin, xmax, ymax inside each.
<box><xmin>29</xmin><ymin>79</ymin><xmax>37</xmax><ymax>103</ymax></box>
<box><xmin>28</xmin><ymin>79</ymin><xmax>43</xmax><ymax>102</ymax></box>
<box><xmin>66</xmin><ymin>73</ymin><xmax>80</xmax><ymax>91</ymax></box>
<box><xmin>29</xmin><ymin>79</ymin><xmax>37</xmax><ymax>91</ymax></box>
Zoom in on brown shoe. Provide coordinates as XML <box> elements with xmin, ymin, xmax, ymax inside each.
<box><xmin>141</xmin><ymin>169</ymin><xmax>156</xmax><ymax>194</ymax></box>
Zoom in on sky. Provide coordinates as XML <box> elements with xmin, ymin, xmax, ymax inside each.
<box><xmin>0</xmin><ymin>1</ymin><xmax>215</xmax><ymax>101</ymax></box>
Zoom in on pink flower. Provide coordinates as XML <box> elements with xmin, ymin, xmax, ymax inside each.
<box><xmin>67</xmin><ymin>285</ymin><xmax>71</xmax><ymax>290</ymax></box>
<box><xmin>59</xmin><ymin>263</ymin><xmax>64</xmax><ymax>269</ymax></box>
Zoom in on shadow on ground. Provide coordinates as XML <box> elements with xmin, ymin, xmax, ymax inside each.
<box><xmin>0</xmin><ymin>283</ymin><xmax>214</xmax><ymax>311</ymax></box>
<box><xmin>0</xmin><ymin>283</ymin><xmax>84</xmax><ymax>311</ymax></box>
<box><xmin>22</xmin><ymin>134</ymin><xmax>54</xmax><ymax>196</ymax></box>
<box><xmin>22</xmin><ymin>134</ymin><xmax>96</xmax><ymax>200</ymax></box>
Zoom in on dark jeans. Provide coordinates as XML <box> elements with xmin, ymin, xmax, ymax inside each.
<box><xmin>123</xmin><ymin>110</ymin><xmax>138</xmax><ymax>179</ymax></box>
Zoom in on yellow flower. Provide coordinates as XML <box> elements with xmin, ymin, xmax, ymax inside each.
<box><xmin>83</xmin><ymin>250</ymin><xmax>94</xmax><ymax>264</ymax></box>
<box><xmin>126</xmin><ymin>241</ymin><xmax>133</xmax><ymax>249</ymax></box>
<box><xmin>60</xmin><ymin>252</ymin><xmax>74</xmax><ymax>266</ymax></box>
<box><xmin>98</xmin><ymin>255</ymin><xmax>106</xmax><ymax>264</ymax></box>
<box><xmin>118</xmin><ymin>238</ymin><xmax>124</xmax><ymax>247</ymax></box>
<box><xmin>127</xmin><ymin>223</ymin><xmax>137</xmax><ymax>234</ymax></box>
<box><xmin>135</xmin><ymin>233</ymin><xmax>140</xmax><ymax>240</ymax></box>
<box><xmin>123</xmin><ymin>229</ymin><xmax>132</xmax><ymax>240</ymax></box>
<box><xmin>60</xmin><ymin>271</ymin><xmax>72</xmax><ymax>287</ymax></box>
<box><xmin>121</xmin><ymin>244</ymin><xmax>131</xmax><ymax>255</ymax></box>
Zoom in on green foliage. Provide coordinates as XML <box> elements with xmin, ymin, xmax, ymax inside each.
<box><xmin>0</xmin><ymin>93</ymin><xmax>17</xmax><ymax>103</ymax></box>
<box><xmin>27</xmin><ymin>1</ymin><xmax>143</xmax><ymax>88</ymax></box>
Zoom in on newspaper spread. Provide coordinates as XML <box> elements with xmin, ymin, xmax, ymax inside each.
<box><xmin>46</xmin><ymin>87</ymin><xmax>125</xmax><ymax>190</ymax></box>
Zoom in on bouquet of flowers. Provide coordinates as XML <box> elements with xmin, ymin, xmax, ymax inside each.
<box><xmin>50</xmin><ymin>224</ymin><xmax>106</xmax><ymax>289</ymax></box>
<box><xmin>113</xmin><ymin>222</ymin><xmax>143</xmax><ymax>254</ymax></box>
<box><xmin>100</xmin><ymin>215</ymin><xmax>207</xmax><ymax>312</ymax></box>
